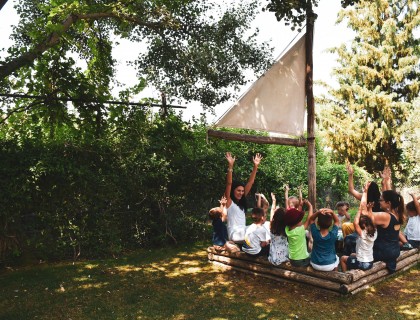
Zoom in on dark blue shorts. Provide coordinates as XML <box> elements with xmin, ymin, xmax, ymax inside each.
<box><xmin>346</xmin><ymin>256</ymin><xmax>373</xmax><ymax>271</ymax></box>
<box><xmin>408</xmin><ymin>239</ymin><xmax>420</xmax><ymax>248</ymax></box>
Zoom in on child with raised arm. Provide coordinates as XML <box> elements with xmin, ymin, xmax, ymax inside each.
<box><xmin>284</xmin><ymin>199</ymin><xmax>313</xmax><ymax>267</ymax></box>
<box><xmin>285</xmin><ymin>184</ymin><xmax>303</xmax><ymax>212</ymax></box>
<box><xmin>256</xmin><ymin>193</ymin><xmax>270</xmax><ymax>216</ymax></box>
<box><xmin>340</xmin><ymin>183</ymin><xmax>377</xmax><ymax>271</ymax></box>
<box><xmin>403</xmin><ymin>193</ymin><xmax>420</xmax><ymax>249</ymax></box>
<box><xmin>208</xmin><ymin>196</ymin><xmax>239</xmax><ymax>253</ymax></box>
<box><xmin>308</xmin><ymin>208</ymin><xmax>340</xmax><ymax>271</ymax></box>
<box><xmin>242</xmin><ymin>208</ymin><xmax>270</xmax><ymax>256</ymax></box>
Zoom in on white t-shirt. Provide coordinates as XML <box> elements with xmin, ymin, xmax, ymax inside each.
<box><xmin>227</xmin><ymin>202</ymin><xmax>246</xmax><ymax>241</ymax></box>
<box><xmin>404</xmin><ymin>216</ymin><xmax>420</xmax><ymax>241</ymax></box>
<box><xmin>243</xmin><ymin>223</ymin><xmax>270</xmax><ymax>255</ymax></box>
<box><xmin>356</xmin><ymin>229</ymin><xmax>378</xmax><ymax>262</ymax></box>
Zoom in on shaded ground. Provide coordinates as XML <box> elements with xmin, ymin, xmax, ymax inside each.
<box><xmin>0</xmin><ymin>243</ymin><xmax>419</xmax><ymax>320</ymax></box>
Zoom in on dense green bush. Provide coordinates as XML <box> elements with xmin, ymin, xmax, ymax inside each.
<box><xmin>0</xmin><ymin>109</ymin><xmax>368</xmax><ymax>263</ymax></box>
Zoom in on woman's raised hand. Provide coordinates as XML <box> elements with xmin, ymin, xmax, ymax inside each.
<box><xmin>380</xmin><ymin>164</ymin><xmax>391</xmax><ymax>180</ymax></box>
<box><xmin>225</xmin><ymin>152</ymin><xmax>235</xmax><ymax>167</ymax></box>
<box><xmin>253</xmin><ymin>153</ymin><xmax>263</xmax><ymax>166</ymax></box>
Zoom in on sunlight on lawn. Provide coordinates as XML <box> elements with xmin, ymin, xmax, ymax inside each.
<box><xmin>397</xmin><ymin>305</ymin><xmax>420</xmax><ymax>318</ymax></box>
<box><xmin>76</xmin><ymin>282</ymin><xmax>109</xmax><ymax>290</ymax></box>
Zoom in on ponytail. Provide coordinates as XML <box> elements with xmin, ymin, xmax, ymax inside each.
<box><xmin>397</xmin><ymin>194</ymin><xmax>406</xmax><ymax>224</ymax></box>
<box><xmin>382</xmin><ymin>190</ymin><xmax>406</xmax><ymax>224</ymax></box>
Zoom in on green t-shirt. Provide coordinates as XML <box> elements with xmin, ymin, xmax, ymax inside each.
<box><xmin>285</xmin><ymin>225</ymin><xmax>309</xmax><ymax>260</ymax></box>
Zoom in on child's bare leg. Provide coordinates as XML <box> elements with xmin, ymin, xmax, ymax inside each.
<box><xmin>340</xmin><ymin>255</ymin><xmax>348</xmax><ymax>272</ymax></box>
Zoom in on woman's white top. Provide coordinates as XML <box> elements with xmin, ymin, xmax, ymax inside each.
<box><xmin>227</xmin><ymin>202</ymin><xmax>246</xmax><ymax>241</ymax></box>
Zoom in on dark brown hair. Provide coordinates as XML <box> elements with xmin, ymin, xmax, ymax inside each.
<box><xmin>382</xmin><ymin>190</ymin><xmax>405</xmax><ymax>224</ymax></box>
<box><xmin>359</xmin><ymin>215</ymin><xmax>376</xmax><ymax>237</ymax></box>
<box><xmin>208</xmin><ymin>208</ymin><xmax>221</xmax><ymax>220</ymax></box>
<box><xmin>251</xmin><ymin>207</ymin><xmax>265</xmax><ymax>223</ymax></box>
<box><xmin>270</xmin><ymin>207</ymin><xmax>287</xmax><ymax>236</ymax></box>
<box><xmin>317</xmin><ymin>213</ymin><xmax>333</xmax><ymax>229</ymax></box>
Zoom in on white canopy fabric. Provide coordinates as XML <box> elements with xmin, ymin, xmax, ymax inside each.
<box><xmin>215</xmin><ymin>34</ymin><xmax>306</xmax><ymax>136</ymax></box>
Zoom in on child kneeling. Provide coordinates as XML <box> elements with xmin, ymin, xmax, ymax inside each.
<box><xmin>242</xmin><ymin>208</ymin><xmax>270</xmax><ymax>256</ymax></box>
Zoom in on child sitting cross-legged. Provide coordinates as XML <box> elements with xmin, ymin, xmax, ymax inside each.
<box><xmin>308</xmin><ymin>208</ymin><xmax>340</xmax><ymax>271</ymax></box>
<box><xmin>284</xmin><ymin>199</ymin><xmax>313</xmax><ymax>267</ymax></box>
<box><xmin>209</xmin><ymin>196</ymin><xmax>240</xmax><ymax>253</ymax></box>
<box><xmin>340</xmin><ymin>183</ymin><xmax>377</xmax><ymax>272</ymax></box>
<box><xmin>242</xmin><ymin>207</ymin><xmax>271</xmax><ymax>256</ymax></box>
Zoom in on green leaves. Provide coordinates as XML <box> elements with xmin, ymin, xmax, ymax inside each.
<box><xmin>318</xmin><ymin>0</ymin><xmax>420</xmax><ymax>175</ymax></box>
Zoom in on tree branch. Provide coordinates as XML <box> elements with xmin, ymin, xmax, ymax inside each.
<box><xmin>0</xmin><ymin>11</ymin><xmax>164</xmax><ymax>80</ymax></box>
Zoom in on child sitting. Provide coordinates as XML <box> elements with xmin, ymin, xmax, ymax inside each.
<box><xmin>403</xmin><ymin>193</ymin><xmax>420</xmax><ymax>249</ymax></box>
<box><xmin>268</xmin><ymin>207</ymin><xmax>289</xmax><ymax>265</ymax></box>
<box><xmin>340</xmin><ymin>183</ymin><xmax>377</xmax><ymax>271</ymax></box>
<box><xmin>308</xmin><ymin>208</ymin><xmax>340</xmax><ymax>271</ymax></box>
<box><xmin>340</xmin><ymin>210</ymin><xmax>377</xmax><ymax>271</ymax></box>
<box><xmin>335</xmin><ymin>201</ymin><xmax>351</xmax><ymax>241</ymax></box>
<box><xmin>284</xmin><ymin>199</ymin><xmax>313</xmax><ymax>267</ymax></box>
<box><xmin>242</xmin><ymin>207</ymin><xmax>270</xmax><ymax>256</ymax></box>
<box><xmin>209</xmin><ymin>196</ymin><xmax>239</xmax><ymax>253</ymax></box>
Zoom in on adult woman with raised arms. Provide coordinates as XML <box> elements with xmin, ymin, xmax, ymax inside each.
<box><xmin>224</xmin><ymin>152</ymin><xmax>263</xmax><ymax>242</ymax></box>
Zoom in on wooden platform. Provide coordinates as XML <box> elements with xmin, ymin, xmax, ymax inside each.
<box><xmin>207</xmin><ymin>247</ymin><xmax>420</xmax><ymax>295</ymax></box>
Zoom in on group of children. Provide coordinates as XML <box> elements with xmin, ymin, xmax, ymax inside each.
<box><xmin>208</xmin><ymin>152</ymin><xmax>420</xmax><ymax>273</ymax></box>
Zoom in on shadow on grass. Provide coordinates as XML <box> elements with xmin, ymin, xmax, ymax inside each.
<box><xmin>0</xmin><ymin>242</ymin><xmax>419</xmax><ymax>319</ymax></box>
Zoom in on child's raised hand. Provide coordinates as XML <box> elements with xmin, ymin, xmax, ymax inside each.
<box><xmin>346</xmin><ymin>161</ymin><xmax>354</xmax><ymax>175</ymax></box>
<box><xmin>271</xmin><ymin>192</ymin><xmax>276</xmax><ymax>201</ymax></box>
<box><xmin>303</xmin><ymin>199</ymin><xmax>312</xmax><ymax>207</ymax></box>
<box><xmin>253</xmin><ymin>153</ymin><xmax>263</xmax><ymax>166</ymax></box>
<box><xmin>285</xmin><ymin>184</ymin><xmax>290</xmax><ymax>192</ymax></box>
<box><xmin>219</xmin><ymin>196</ymin><xmax>227</xmax><ymax>206</ymax></box>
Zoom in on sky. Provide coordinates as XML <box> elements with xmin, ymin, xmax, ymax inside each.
<box><xmin>0</xmin><ymin>0</ymin><xmax>355</xmax><ymax>121</ymax></box>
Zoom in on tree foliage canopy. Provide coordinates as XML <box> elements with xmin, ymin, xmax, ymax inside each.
<box><xmin>0</xmin><ymin>0</ymin><xmax>272</xmax><ymax>110</ymax></box>
<box><xmin>318</xmin><ymin>0</ymin><xmax>420</xmax><ymax>173</ymax></box>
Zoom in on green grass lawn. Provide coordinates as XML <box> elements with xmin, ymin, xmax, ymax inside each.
<box><xmin>0</xmin><ymin>242</ymin><xmax>419</xmax><ymax>320</ymax></box>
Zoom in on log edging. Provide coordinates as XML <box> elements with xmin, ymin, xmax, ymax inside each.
<box><xmin>207</xmin><ymin>247</ymin><xmax>419</xmax><ymax>294</ymax></box>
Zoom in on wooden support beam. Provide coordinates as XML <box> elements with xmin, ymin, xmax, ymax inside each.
<box><xmin>207</xmin><ymin>129</ymin><xmax>306</xmax><ymax>147</ymax></box>
<box><xmin>306</xmin><ymin>3</ymin><xmax>317</xmax><ymax>208</ymax></box>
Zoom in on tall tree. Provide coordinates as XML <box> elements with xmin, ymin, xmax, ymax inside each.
<box><xmin>0</xmin><ymin>0</ymin><xmax>272</xmax><ymax>111</ymax></box>
<box><xmin>319</xmin><ymin>0</ymin><xmax>420</xmax><ymax>173</ymax></box>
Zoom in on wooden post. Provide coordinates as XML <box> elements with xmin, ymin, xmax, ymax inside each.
<box><xmin>306</xmin><ymin>2</ymin><xmax>316</xmax><ymax>208</ymax></box>
<box><xmin>160</xmin><ymin>91</ymin><xmax>168</xmax><ymax>119</ymax></box>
